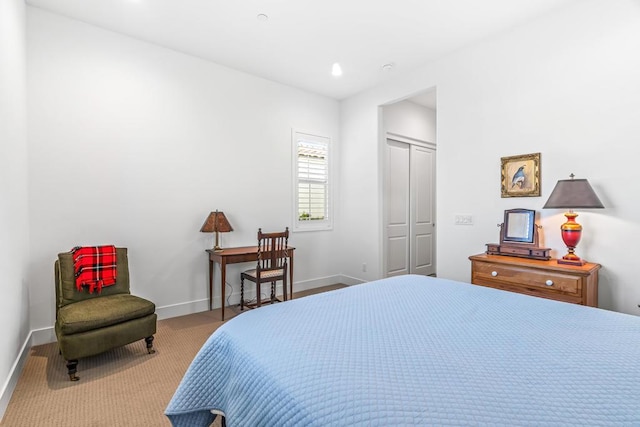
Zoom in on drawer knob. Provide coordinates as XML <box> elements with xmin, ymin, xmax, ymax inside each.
<box><xmin>545</xmin><ymin>280</ymin><xmax>554</xmax><ymax>286</ymax></box>
<box><xmin>491</xmin><ymin>271</ymin><xmax>498</xmax><ymax>277</ymax></box>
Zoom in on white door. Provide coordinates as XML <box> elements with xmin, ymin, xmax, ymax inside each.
<box><xmin>385</xmin><ymin>140</ymin><xmax>410</xmax><ymax>276</ymax></box>
<box><xmin>384</xmin><ymin>139</ymin><xmax>436</xmax><ymax>277</ymax></box>
<box><xmin>410</xmin><ymin>145</ymin><xmax>435</xmax><ymax>276</ymax></box>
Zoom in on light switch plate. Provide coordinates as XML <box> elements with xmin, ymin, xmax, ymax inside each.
<box><xmin>454</xmin><ymin>214</ymin><xmax>473</xmax><ymax>225</ymax></box>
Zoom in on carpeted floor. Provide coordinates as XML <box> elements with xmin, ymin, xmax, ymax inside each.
<box><xmin>1</xmin><ymin>285</ymin><xmax>346</xmax><ymax>427</ymax></box>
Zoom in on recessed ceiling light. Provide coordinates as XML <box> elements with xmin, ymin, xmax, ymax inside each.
<box><xmin>332</xmin><ymin>63</ymin><xmax>343</xmax><ymax>77</ymax></box>
<box><xmin>382</xmin><ymin>63</ymin><xmax>395</xmax><ymax>72</ymax></box>
<box><xmin>257</xmin><ymin>13</ymin><xmax>269</xmax><ymax>21</ymax></box>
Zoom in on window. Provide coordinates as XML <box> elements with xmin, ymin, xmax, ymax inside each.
<box><xmin>292</xmin><ymin>130</ymin><xmax>332</xmax><ymax>231</ymax></box>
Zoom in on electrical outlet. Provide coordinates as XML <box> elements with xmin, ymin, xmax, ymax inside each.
<box><xmin>454</xmin><ymin>214</ymin><xmax>473</xmax><ymax>225</ymax></box>
<box><xmin>362</xmin><ymin>263</ymin><xmax>367</xmax><ymax>272</ymax></box>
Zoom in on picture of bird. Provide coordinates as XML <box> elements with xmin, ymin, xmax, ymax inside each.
<box><xmin>511</xmin><ymin>165</ymin><xmax>526</xmax><ymax>188</ymax></box>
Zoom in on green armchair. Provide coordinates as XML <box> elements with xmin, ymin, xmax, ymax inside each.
<box><xmin>54</xmin><ymin>247</ymin><xmax>157</xmax><ymax>381</ymax></box>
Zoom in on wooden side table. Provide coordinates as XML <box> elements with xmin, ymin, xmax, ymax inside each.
<box><xmin>207</xmin><ymin>246</ymin><xmax>295</xmax><ymax>320</ymax></box>
<box><xmin>469</xmin><ymin>253</ymin><xmax>600</xmax><ymax>307</ymax></box>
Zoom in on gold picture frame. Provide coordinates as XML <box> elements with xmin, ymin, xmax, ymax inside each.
<box><xmin>501</xmin><ymin>152</ymin><xmax>541</xmax><ymax>198</ymax></box>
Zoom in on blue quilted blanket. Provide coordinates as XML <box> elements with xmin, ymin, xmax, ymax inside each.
<box><xmin>166</xmin><ymin>275</ymin><xmax>640</xmax><ymax>426</ymax></box>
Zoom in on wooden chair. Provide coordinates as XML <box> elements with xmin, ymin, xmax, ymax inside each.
<box><xmin>240</xmin><ymin>228</ymin><xmax>289</xmax><ymax>310</ymax></box>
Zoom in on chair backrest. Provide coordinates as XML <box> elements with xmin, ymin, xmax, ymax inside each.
<box><xmin>55</xmin><ymin>247</ymin><xmax>131</xmax><ymax>309</ymax></box>
<box><xmin>256</xmin><ymin>228</ymin><xmax>289</xmax><ymax>271</ymax></box>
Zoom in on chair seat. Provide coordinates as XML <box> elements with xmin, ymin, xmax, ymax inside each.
<box><xmin>57</xmin><ymin>293</ymin><xmax>156</xmax><ymax>335</ymax></box>
<box><xmin>242</xmin><ymin>268</ymin><xmax>284</xmax><ymax>280</ymax></box>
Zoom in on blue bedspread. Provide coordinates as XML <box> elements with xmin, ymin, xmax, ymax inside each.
<box><xmin>166</xmin><ymin>275</ymin><xmax>640</xmax><ymax>426</ymax></box>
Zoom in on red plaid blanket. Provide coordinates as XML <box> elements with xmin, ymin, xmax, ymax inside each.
<box><xmin>71</xmin><ymin>245</ymin><xmax>117</xmax><ymax>293</ymax></box>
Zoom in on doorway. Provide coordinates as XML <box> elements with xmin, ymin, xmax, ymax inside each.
<box><xmin>382</xmin><ymin>91</ymin><xmax>437</xmax><ymax>277</ymax></box>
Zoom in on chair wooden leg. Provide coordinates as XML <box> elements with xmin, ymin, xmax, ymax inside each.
<box><xmin>145</xmin><ymin>336</ymin><xmax>155</xmax><ymax>354</ymax></box>
<box><xmin>270</xmin><ymin>282</ymin><xmax>276</xmax><ymax>302</ymax></box>
<box><xmin>283</xmin><ymin>274</ymin><xmax>288</xmax><ymax>301</ymax></box>
<box><xmin>256</xmin><ymin>282</ymin><xmax>261</xmax><ymax>307</ymax></box>
<box><xmin>66</xmin><ymin>359</ymin><xmax>79</xmax><ymax>381</ymax></box>
<box><xmin>240</xmin><ymin>276</ymin><xmax>245</xmax><ymax>311</ymax></box>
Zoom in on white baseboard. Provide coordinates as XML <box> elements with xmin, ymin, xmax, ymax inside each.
<box><xmin>0</xmin><ymin>331</ymin><xmax>33</xmax><ymax>422</ymax></box>
<box><xmin>337</xmin><ymin>274</ymin><xmax>366</xmax><ymax>286</ymax></box>
<box><xmin>294</xmin><ymin>274</ymin><xmax>354</xmax><ymax>291</ymax></box>
<box><xmin>155</xmin><ymin>299</ymin><xmax>209</xmax><ymax>320</ymax></box>
<box><xmin>31</xmin><ymin>326</ymin><xmax>56</xmax><ymax>347</ymax></box>
<box><xmin>211</xmin><ymin>274</ymin><xmax>367</xmax><ymax>309</ymax></box>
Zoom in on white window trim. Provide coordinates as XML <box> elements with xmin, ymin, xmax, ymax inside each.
<box><xmin>292</xmin><ymin>129</ymin><xmax>333</xmax><ymax>232</ymax></box>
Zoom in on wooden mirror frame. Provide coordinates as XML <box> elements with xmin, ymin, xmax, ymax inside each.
<box><xmin>502</xmin><ymin>208</ymin><xmax>536</xmax><ymax>245</ymax></box>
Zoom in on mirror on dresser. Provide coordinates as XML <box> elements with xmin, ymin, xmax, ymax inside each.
<box><xmin>486</xmin><ymin>208</ymin><xmax>550</xmax><ymax>260</ymax></box>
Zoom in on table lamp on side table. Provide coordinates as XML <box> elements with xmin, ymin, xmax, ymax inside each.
<box><xmin>543</xmin><ymin>174</ymin><xmax>604</xmax><ymax>265</ymax></box>
<box><xmin>200</xmin><ymin>210</ymin><xmax>233</xmax><ymax>251</ymax></box>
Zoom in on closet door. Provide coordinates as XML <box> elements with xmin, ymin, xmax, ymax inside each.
<box><xmin>384</xmin><ymin>140</ymin><xmax>410</xmax><ymax>276</ymax></box>
<box><xmin>384</xmin><ymin>139</ymin><xmax>436</xmax><ymax>277</ymax></box>
<box><xmin>410</xmin><ymin>145</ymin><xmax>435</xmax><ymax>276</ymax></box>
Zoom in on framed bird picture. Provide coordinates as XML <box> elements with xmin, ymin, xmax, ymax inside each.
<box><xmin>500</xmin><ymin>152</ymin><xmax>541</xmax><ymax>197</ymax></box>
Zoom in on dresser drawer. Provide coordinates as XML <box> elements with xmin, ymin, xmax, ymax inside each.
<box><xmin>469</xmin><ymin>254</ymin><xmax>600</xmax><ymax>307</ymax></box>
<box><xmin>473</xmin><ymin>261</ymin><xmax>580</xmax><ymax>295</ymax></box>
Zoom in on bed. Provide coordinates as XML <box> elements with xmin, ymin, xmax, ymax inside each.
<box><xmin>166</xmin><ymin>274</ymin><xmax>640</xmax><ymax>426</ymax></box>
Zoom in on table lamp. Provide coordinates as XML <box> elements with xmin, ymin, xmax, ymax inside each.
<box><xmin>200</xmin><ymin>210</ymin><xmax>233</xmax><ymax>251</ymax></box>
<box><xmin>542</xmin><ymin>174</ymin><xmax>604</xmax><ymax>265</ymax></box>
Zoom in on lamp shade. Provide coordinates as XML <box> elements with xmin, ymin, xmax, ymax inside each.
<box><xmin>200</xmin><ymin>211</ymin><xmax>233</xmax><ymax>233</ymax></box>
<box><xmin>543</xmin><ymin>178</ymin><xmax>604</xmax><ymax>209</ymax></box>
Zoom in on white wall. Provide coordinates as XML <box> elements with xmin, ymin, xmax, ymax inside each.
<box><xmin>26</xmin><ymin>7</ymin><xmax>341</xmax><ymax>331</ymax></box>
<box><xmin>383</xmin><ymin>100</ymin><xmax>436</xmax><ymax>144</ymax></box>
<box><xmin>0</xmin><ymin>0</ymin><xmax>30</xmax><ymax>415</ymax></box>
<box><xmin>341</xmin><ymin>0</ymin><xmax>640</xmax><ymax>315</ymax></box>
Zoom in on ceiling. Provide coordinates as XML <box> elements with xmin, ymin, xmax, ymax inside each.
<box><xmin>25</xmin><ymin>0</ymin><xmax>575</xmax><ymax>100</ymax></box>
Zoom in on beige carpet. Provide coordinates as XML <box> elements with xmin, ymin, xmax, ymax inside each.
<box><xmin>1</xmin><ymin>285</ymin><xmax>346</xmax><ymax>427</ymax></box>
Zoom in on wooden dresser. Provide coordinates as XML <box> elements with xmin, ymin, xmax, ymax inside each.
<box><xmin>469</xmin><ymin>253</ymin><xmax>600</xmax><ymax>307</ymax></box>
